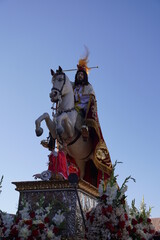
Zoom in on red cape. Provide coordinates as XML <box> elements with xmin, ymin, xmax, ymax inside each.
<box><xmin>67</xmin><ymin>94</ymin><xmax>112</xmax><ymax>187</ymax></box>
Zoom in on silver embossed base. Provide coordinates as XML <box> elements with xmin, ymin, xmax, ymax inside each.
<box><xmin>12</xmin><ymin>179</ymin><xmax>98</xmax><ymax>239</ymax></box>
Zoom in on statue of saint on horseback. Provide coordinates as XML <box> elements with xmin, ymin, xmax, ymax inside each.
<box><xmin>35</xmin><ymin>50</ymin><xmax>112</xmax><ymax>187</ymax></box>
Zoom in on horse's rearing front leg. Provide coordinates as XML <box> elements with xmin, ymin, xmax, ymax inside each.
<box><xmin>35</xmin><ymin>114</ymin><xmax>46</xmax><ymax>136</ymax></box>
<box><xmin>35</xmin><ymin>113</ymin><xmax>56</xmax><ymax>138</ymax></box>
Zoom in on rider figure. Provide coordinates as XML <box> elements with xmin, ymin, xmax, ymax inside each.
<box><xmin>73</xmin><ymin>56</ymin><xmax>95</xmax><ymax>141</ymax></box>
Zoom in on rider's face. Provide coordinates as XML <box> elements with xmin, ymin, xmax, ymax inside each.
<box><xmin>77</xmin><ymin>72</ymin><xmax>84</xmax><ymax>82</ymax></box>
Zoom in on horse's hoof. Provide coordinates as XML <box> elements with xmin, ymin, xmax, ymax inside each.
<box><xmin>35</xmin><ymin>127</ymin><xmax>43</xmax><ymax>137</ymax></box>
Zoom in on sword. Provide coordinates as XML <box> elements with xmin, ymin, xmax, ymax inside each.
<box><xmin>63</xmin><ymin>66</ymin><xmax>99</xmax><ymax>72</ymax></box>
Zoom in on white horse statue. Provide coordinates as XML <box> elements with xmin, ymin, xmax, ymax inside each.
<box><xmin>35</xmin><ymin>67</ymin><xmax>93</xmax><ymax>179</ymax></box>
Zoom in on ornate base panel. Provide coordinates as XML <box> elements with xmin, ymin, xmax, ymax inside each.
<box><xmin>12</xmin><ymin>180</ymin><xmax>98</xmax><ymax>239</ymax></box>
<box><xmin>75</xmin><ymin>190</ymin><xmax>98</xmax><ymax>238</ymax></box>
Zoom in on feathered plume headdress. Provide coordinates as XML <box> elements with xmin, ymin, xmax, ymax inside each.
<box><xmin>77</xmin><ymin>46</ymin><xmax>90</xmax><ymax>74</ymax></box>
<box><xmin>62</xmin><ymin>47</ymin><xmax>98</xmax><ymax>72</ymax></box>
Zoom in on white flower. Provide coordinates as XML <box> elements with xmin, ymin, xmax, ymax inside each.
<box><xmin>98</xmin><ymin>180</ymin><xmax>104</xmax><ymax>196</ymax></box>
<box><xmin>18</xmin><ymin>226</ymin><xmax>31</xmax><ymax>238</ymax></box>
<box><xmin>54</xmin><ymin>237</ymin><xmax>61</xmax><ymax>240</ymax></box>
<box><xmin>122</xmin><ymin>184</ymin><xmax>128</xmax><ymax>193</ymax></box>
<box><xmin>125</xmin><ymin>201</ymin><xmax>130</xmax><ymax>214</ymax></box>
<box><xmin>119</xmin><ymin>185</ymin><xmax>128</xmax><ymax>199</ymax></box>
<box><xmin>33</xmin><ymin>219</ymin><xmax>43</xmax><ymax>224</ymax></box>
<box><xmin>47</xmin><ymin>230</ymin><xmax>55</xmax><ymax>239</ymax></box>
<box><xmin>115</xmin><ymin>206</ymin><xmax>122</xmax><ymax>216</ymax></box>
<box><xmin>1</xmin><ymin>213</ymin><xmax>14</xmax><ymax>228</ymax></box>
<box><xmin>136</xmin><ymin>228</ymin><xmax>146</xmax><ymax>238</ymax></box>
<box><xmin>19</xmin><ymin>203</ymin><xmax>30</xmax><ymax>219</ymax></box>
<box><xmin>3</xmin><ymin>228</ymin><xmax>10</xmax><ymax>237</ymax></box>
<box><xmin>109</xmin><ymin>213</ymin><xmax>116</xmax><ymax>223</ymax></box>
<box><xmin>40</xmin><ymin>233</ymin><xmax>47</xmax><ymax>240</ymax></box>
<box><xmin>46</xmin><ymin>205</ymin><xmax>52</xmax><ymax>213</ymax></box>
<box><xmin>52</xmin><ymin>211</ymin><xmax>65</xmax><ymax>226</ymax></box>
<box><xmin>35</xmin><ymin>208</ymin><xmax>43</xmax><ymax>215</ymax></box>
<box><xmin>105</xmin><ymin>184</ymin><xmax>118</xmax><ymax>203</ymax></box>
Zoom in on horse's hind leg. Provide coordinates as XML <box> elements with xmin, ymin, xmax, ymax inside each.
<box><xmin>63</xmin><ymin>117</ymin><xmax>74</xmax><ymax>138</ymax></box>
<box><xmin>56</xmin><ymin>113</ymin><xmax>74</xmax><ymax>138</ymax></box>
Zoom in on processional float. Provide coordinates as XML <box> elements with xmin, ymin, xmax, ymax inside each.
<box><xmin>13</xmin><ymin>52</ymin><xmax>112</xmax><ymax>239</ymax></box>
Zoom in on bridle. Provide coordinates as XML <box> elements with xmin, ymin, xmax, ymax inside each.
<box><xmin>51</xmin><ymin>72</ymin><xmax>75</xmax><ymax>116</ymax></box>
<box><xmin>51</xmin><ymin>72</ymin><xmax>66</xmax><ymax>96</ymax></box>
<box><xmin>51</xmin><ymin>72</ymin><xmax>66</xmax><ymax>112</ymax></box>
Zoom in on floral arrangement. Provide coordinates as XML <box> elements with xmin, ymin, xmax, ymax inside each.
<box><xmin>0</xmin><ymin>165</ymin><xmax>159</xmax><ymax>239</ymax></box>
<box><xmin>0</xmin><ymin>196</ymin><xmax>66</xmax><ymax>239</ymax></box>
<box><xmin>129</xmin><ymin>198</ymin><xmax>156</xmax><ymax>239</ymax></box>
<box><xmin>85</xmin><ymin>161</ymin><xmax>157</xmax><ymax>240</ymax></box>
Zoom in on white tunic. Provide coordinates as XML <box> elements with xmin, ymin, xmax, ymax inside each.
<box><xmin>74</xmin><ymin>84</ymin><xmax>95</xmax><ymax>112</ymax></box>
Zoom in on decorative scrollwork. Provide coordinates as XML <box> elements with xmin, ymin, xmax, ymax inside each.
<box><xmin>40</xmin><ymin>170</ymin><xmax>52</xmax><ymax>181</ymax></box>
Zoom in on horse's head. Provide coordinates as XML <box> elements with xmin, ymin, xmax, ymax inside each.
<box><xmin>50</xmin><ymin>66</ymin><xmax>70</xmax><ymax>103</ymax></box>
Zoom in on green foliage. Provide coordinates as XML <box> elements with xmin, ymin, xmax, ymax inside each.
<box><xmin>130</xmin><ymin>197</ymin><xmax>152</xmax><ymax>222</ymax></box>
<box><xmin>109</xmin><ymin>160</ymin><xmax>136</xmax><ymax>187</ymax></box>
<box><xmin>0</xmin><ymin>175</ymin><xmax>4</xmax><ymax>194</ymax></box>
<box><xmin>140</xmin><ymin>196</ymin><xmax>152</xmax><ymax>219</ymax></box>
<box><xmin>108</xmin><ymin>160</ymin><xmax>122</xmax><ymax>187</ymax></box>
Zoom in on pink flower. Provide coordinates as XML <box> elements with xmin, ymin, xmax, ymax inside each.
<box><xmin>38</xmin><ymin>223</ymin><xmax>45</xmax><ymax>230</ymax></box>
<box><xmin>120</xmin><ymin>197</ymin><xmax>125</xmax><ymax>205</ymax></box>
<box><xmin>101</xmin><ymin>205</ymin><xmax>113</xmax><ymax>215</ymax></box>
<box><xmin>53</xmin><ymin>226</ymin><xmax>59</xmax><ymax>235</ymax></box>
<box><xmin>101</xmin><ymin>194</ymin><xmax>107</xmax><ymax>201</ymax></box>
<box><xmin>143</xmin><ymin>228</ymin><xmax>147</xmax><ymax>233</ymax></box>
<box><xmin>106</xmin><ymin>205</ymin><xmax>113</xmax><ymax>213</ymax></box>
<box><xmin>124</xmin><ymin>213</ymin><xmax>128</xmax><ymax>220</ymax></box>
<box><xmin>126</xmin><ymin>225</ymin><xmax>131</xmax><ymax>234</ymax></box>
<box><xmin>27</xmin><ymin>237</ymin><xmax>34</xmax><ymax>240</ymax></box>
<box><xmin>102</xmin><ymin>207</ymin><xmax>106</xmax><ymax>215</ymax></box>
<box><xmin>2</xmin><ymin>226</ymin><xmax>7</xmax><ymax>233</ymax></box>
<box><xmin>117</xmin><ymin>229</ymin><xmax>122</xmax><ymax>238</ymax></box>
<box><xmin>131</xmin><ymin>218</ymin><xmax>138</xmax><ymax>225</ymax></box>
<box><xmin>10</xmin><ymin>226</ymin><xmax>18</xmax><ymax>236</ymax></box>
<box><xmin>29</xmin><ymin>211</ymin><xmax>35</xmax><ymax>219</ymax></box>
<box><xmin>147</xmin><ymin>218</ymin><xmax>151</xmax><ymax>223</ymax></box>
<box><xmin>24</xmin><ymin>219</ymin><xmax>32</xmax><ymax>225</ymax></box>
<box><xmin>15</xmin><ymin>217</ymin><xmax>20</xmax><ymax>224</ymax></box>
<box><xmin>32</xmin><ymin>229</ymin><xmax>39</xmax><ymax>237</ymax></box>
<box><xmin>138</xmin><ymin>216</ymin><xmax>143</xmax><ymax>223</ymax></box>
<box><xmin>105</xmin><ymin>222</ymin><xmax>114</xmax><ymax>233</ymax></box>
<box><xmin>149</xmin><ymin>229</ymin><xmax>155</xmax><ymax>234</ymax></box>
<box><xmin>132</xmin><ymin>227</ymin><xmax>137</xmax><ymax>233</ymax></box>
<box><xmin>119</xmin><ymin>220</ymin><xmax>125</xmax><ymax>229</ymax></box>
<box><xmin>44</xmin><ymin>216</ymin><xmax>50</xmax><ymax>223</ymax></box>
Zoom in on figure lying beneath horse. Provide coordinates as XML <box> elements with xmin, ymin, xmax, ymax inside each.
<box><xmin>35</xmin><ymin>57</ymin><xmax>112</xmax><ymax>187</ymax></box>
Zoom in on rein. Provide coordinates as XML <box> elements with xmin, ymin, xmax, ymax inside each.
<box><xmin>57</xmin><ymin>107</ymin><xmax>75</xmax><ymax>115</ymax></box>
<box><xmin>67</xmin><ymin>131</ymin><xmax>81</xmax><ymax>146</ymax></box>
<box><xmin>57</xmin><ymin>130</ymin><xmax>81</xmax><ymax>147</ymax></box>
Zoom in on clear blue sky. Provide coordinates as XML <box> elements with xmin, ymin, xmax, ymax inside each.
<box><xmin>0</xmin><ymin>0</ymin><xmax>160</xmax><ymax>217</ymax></box>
